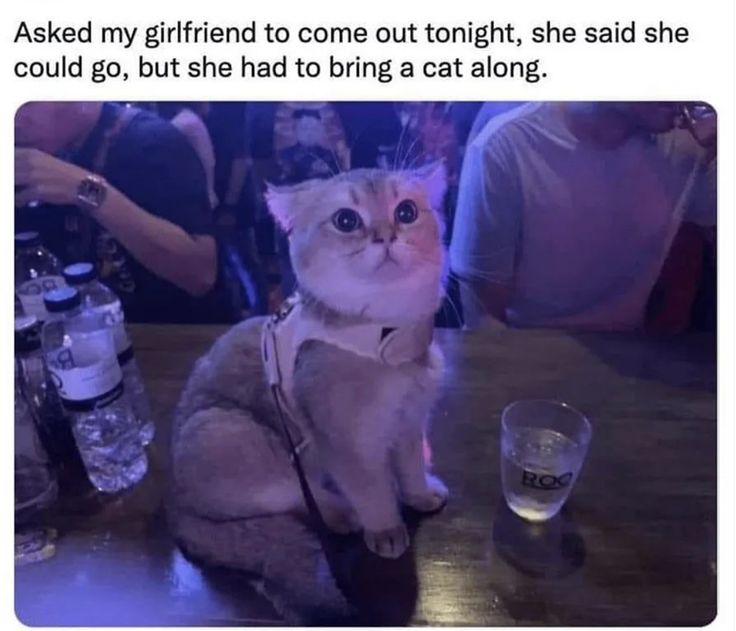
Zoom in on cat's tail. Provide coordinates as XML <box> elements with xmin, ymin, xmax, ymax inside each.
<box><xmin>167</xmin><ymin>505</ymin><xmax>353</xmax><ymax>624</ymax></box>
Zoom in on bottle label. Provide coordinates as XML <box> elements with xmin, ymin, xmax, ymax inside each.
<box><xmin>46</xmin><ymin>338</ymin><xmax>124</xmax><ymax>411</ymax></box>
<box><xmin>90</xmin><ymin>302</ymin><xmax>132</xmax><ymax>359</ymax></box>
<box><xmin>17</xmin><ymin>276</ymin><xmax>66</xmax><ymax>320</ymax></box>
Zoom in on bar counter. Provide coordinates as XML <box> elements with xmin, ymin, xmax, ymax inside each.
<box><xmin>15</xmin><ymin>324</ymin><xmax>717</xmax><ymax>625</ymax></box>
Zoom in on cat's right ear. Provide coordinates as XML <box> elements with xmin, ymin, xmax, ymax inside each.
<box><xmin>264</xmin><ymin>183</ymin><xmax>293</xmax><ymax>232</ymax></box>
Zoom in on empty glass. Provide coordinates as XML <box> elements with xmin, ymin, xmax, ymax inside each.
<box><xmin>501</xmin><ymin>400</ymin><xmax>592</xmax><ymax>522</ymax></box>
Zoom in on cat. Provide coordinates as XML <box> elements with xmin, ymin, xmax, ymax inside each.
<box><xmin>167</xmin><ymin>163</ymin><xmax>449</xmax><ymax>621</ymax></box>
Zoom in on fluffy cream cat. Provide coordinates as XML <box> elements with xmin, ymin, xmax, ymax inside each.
<box><xmin>168</xmin><ymin>164</ymin><xmax>449</xmax><ymax>620</ymax></box>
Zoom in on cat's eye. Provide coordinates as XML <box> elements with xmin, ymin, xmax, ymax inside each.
<box><xmin>395</xmin><ymin>199</ymin><xmax>419</xmax><ymax>225</ymax></box>
<box><xmin>332</xmin><ymin>208</ymin><xmax>363</xmax><ymax>233</ymax></box>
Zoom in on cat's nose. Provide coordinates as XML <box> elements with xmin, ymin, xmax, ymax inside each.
<box><xmin>372</xmin><ymin>227</ymin><xmax>397</xmax><ymax>243</ymax></box>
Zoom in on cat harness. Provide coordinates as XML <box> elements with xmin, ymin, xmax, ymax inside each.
<box><xmin>261</xmin><ymin>293</ymin><xmax>434</xmax><ymax>456</ymax></box>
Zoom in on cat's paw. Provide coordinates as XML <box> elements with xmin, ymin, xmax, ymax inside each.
<box><xmin>363</xmin><ymin>523</ymin><xmax>410</xmax><ymax>559</ymax></box>
<box><xmin>403</xmin><ymin>474</ymin><xmax>449</xmax><ymax>514</ymax></box>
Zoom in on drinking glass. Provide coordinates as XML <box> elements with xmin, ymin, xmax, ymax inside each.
<box><xmin>500</xmin><ymin>400</ymin><xmax>591</xmax><ymax>521</ymax></box>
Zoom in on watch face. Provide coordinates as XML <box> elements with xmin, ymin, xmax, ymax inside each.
<box><xmin>78</xmin><ymin>176</ymin><xmax>106</xmax><ymax>209</ymax></box>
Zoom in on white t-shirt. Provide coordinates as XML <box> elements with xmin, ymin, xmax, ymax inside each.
<box><xmin>450</xmin><ymin>102</ymin><xmax>716</xmax><ymax>331</ymax></box>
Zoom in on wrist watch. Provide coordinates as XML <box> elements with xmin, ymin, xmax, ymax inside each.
<box><xmin>76</xmin><ymin>174</ymin><xmax>108</xmax><ymax>213</ymax></box>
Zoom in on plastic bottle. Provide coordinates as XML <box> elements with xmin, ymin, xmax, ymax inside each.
<box><xmin>15</xmin><ymin>232</ymin><xmax>66</xmax><ymax>321</ymax></box>
<box><xmin>63</xmin><ymin>263</ymin><xmax>155</xmax><ymax>445</ymax></box>
<box><xmin>15</xmin><ymin>315</ymin><xmax>81</xmax><ymax>471</ymax></box>
<box><xmin>41</xmin><ymin>287</ymin><xmax>147</xmax><ymax>493</ymax></box>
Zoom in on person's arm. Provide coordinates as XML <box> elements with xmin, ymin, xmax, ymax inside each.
<box><xmin>90</xmin><ymin>186</ymin><xmax>216</xmax><ymax>296</ymax></box>
<box><xmin>224</xmin><ymin>157</ymin><xmax>250</xmax><ymax>206</ymax></box>
<box><xmin>449</xmin><ymin>133</ymin><xmax>521</xmax><ymax>328</ymax></box>
<box><xmin>15</xmin><ymin>147</ymin><xmax>216</xmax><ymax>296</ymax></box>
<box><xmin>684</xmin><ymin>148</ymin><xmax>716</xmax><ymax>240</ymax></box>
<box><xmin>171</xmin><ymin>110</ymin><xmax>219</xmax><ymax>210</ymax></box>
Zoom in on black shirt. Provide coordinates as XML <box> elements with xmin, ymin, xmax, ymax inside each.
<box><xmin>244</xmin><ymin>102</ymin><xmax>403</xmax><ymax>169</ymax></box>
<box><xmin>17</xmin><ymin>103</ymin><xmax>236</xmax><ymax>323</ymax></box>
<box><xmin>206</xmin><ymin>102</ymin><xmax>248</xmax><ymax>203</ymax></box>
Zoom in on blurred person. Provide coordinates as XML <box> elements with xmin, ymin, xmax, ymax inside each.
<box><xmin>15</xmin><ymin>101</ymin><xmax>235</xmax><ymax>323</ymax></box>
<box><xmin>448</xmin><ymin>102</ymin><xmax>483</xmax><ymax>152</ymax></box>
<box><xmin>205</xmin><ymin>102</ymin><xmax>269</xmax><ymax>315</ymax></box>
<box><xmin>245</xmin><ymin>102</ymin><xmax>403</xmax><ymax>298</ymax></box>
<box><xmin>450</xmin><ymin>102</ymin><xmax>716</xmax><ymax>330</ymax></box>
<box><xmin>466</xmin><ymin>101</ymin><xmax>526</xmax><ymax>144</ymax></box>
<box><xmin>206</xmin><ymin>102</ymin><xmax>250</xmax><ymax>221</ymax></box>
<box><xmin>271</xmin><ymin>103</ymin><xmax>350</xmax><ymax>296</ymax></box>
<box><xmin>156</xmin><ymin>102</ymin><xmax>218</xmax><ymax>210</ymax></box>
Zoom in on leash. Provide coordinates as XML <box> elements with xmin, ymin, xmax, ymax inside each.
<box><xmin>270</xmin><ymin>385</ymin><xmax>330</xmax><ymax>536</ymax></box>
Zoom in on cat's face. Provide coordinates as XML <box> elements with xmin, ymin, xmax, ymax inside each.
<box><xmin>267</xmin><ymin>165</ymin><xmax>447</xmax><ymax>322</ymax></box>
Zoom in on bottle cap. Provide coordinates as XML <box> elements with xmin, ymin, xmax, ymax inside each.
<box><xmin>43</xmin><ymin>287</ymin><xmax>81</xmax><ymax>313</ymax></box>
<box><xmin>15</xmin><ymin>232</ymin><xmax>41</xmax><ymax>248</ymax></box>
<box><xmin>63</xmin><ymin>262</ymin><xmax>97</xmax><ymax>286</ymax></box>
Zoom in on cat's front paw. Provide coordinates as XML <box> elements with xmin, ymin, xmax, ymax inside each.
<box><xmin>403</xmin><ymin>474</ymin><xmax>449</xmax><ymax>514</ymax></box>
<box><xmin>363</xmin><ymin>523</ymin><xmax>410</xmax><ymax>559</ymax></box>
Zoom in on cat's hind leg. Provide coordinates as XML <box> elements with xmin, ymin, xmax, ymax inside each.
<box><xmin>172</xmin><ymin>407</ymin><xmax>302</xmax><ymax>519</ymax></box>
<box><xmin>171</xmin><ymin>406</ymin><xmax>358</xmax><ymax>531</ymax></box>
<box><xmin>169</xmin><ymin>407</ymin><xmax>353</xmax><ymax>622</ymax></box>
<box><xmin>168</xmin><ymin>506</ymin><xmax>353</xmax><ymax>623</ymax></box>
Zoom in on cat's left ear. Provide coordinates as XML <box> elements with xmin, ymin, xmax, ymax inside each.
<box><xmin>413</xmin><ymin>160</ymin><xmax>448</xmax><ymax>211</ymax></box>
<box><xmin>264</xmin><ymin>183</ymin><xmax>294</xmax><ymax>232</ymax></box>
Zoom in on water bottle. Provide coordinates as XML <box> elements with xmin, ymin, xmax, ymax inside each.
<box><xmin>15</xmin><ymin>361</ymin><xmax>59</xmax><ymax>566</ymax></box>
<box><xmin>15</xmin><ymin>315</ymin><xmax>82</xmax><ymax>472</ymax></box>
<box><xmin>15</xmin><ymin>232</ymin><xmax>66</xmax><ymax>321</ymax></box>
<box><xmin>41</xmin><ymin>287</ymin><xmax>148</xmax><ymax>493</ymax></box>
<box><xmin>15</xmin><ymin>360</ymin><xmax>58</xmax><ymax>518</ymax></box>
<box><xmin>63</xmin><ymin>263</ymin><xmax>155</xmax><ymax>445</ymax></box>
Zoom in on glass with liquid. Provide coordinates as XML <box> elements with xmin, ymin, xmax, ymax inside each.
<box><xmin>501</xmin><ymin>400</ymin><xmax>591</xmax><ymax>521</ymax></box>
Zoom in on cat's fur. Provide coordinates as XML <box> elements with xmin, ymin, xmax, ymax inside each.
<box><xmin>167</xmin><ymin>165</ymin><xmax>449</xmax><ymax>621</ymax></box>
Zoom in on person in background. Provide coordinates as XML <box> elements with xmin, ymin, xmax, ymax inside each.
<box><xmin>15</xmin><ymin>101</ymin><xmax>235</xmax><ymax>323</ymax></box>
<box><xmin>205</xmin><ymin>102</ymin><xmax>270</xmax><ymax>315</ymax></box>
<box><xmin>465</xmin><ymin>101</ymin><xmax>527</xmax><ymax>145</ymax></box>
<box><xmin>448</xmin><ymin>102</ymin><xmax>483</xmax><ymax>152</ymax></box>
<box><xmin>244</xmin><ymin>102</ymin><xmax>403</xmax><ymax>299</ymax></box>
<box><xmin>206</xmin><ymin>102</ymin><xmax>251</xmax><ymax>222</ymax></box>
<box><xmin>450</xmin><ymin>102</ymin><xmax>716</xmax><ymax>331</ymax></box>
<box><xmin>156</xmin><ymin>102</ymin><xmax>218</xmax><ymax>210</ymax></box>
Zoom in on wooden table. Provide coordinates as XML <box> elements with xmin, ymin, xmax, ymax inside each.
<box><xmin>15</xmin><ymin>325</ymin><xmax>717</xmax><ymax>626</ymax></box>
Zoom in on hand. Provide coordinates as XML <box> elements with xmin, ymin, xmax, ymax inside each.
<box><xmin>15</xmin><ymin>148</ymin><xmax>90</xmax><ymax>207</ymax></box>
<box><xmin>681</xmin><ymin>106</ymin><xmax>717</xmax><ymax>163</ymax></box>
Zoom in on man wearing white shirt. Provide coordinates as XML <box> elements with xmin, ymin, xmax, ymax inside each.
<box><xmin>450</xmin><ymin>102</ymin><xmax>716</xmax><ymax>330</ymax></box>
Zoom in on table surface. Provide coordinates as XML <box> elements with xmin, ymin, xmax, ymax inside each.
<box><xmin>15</xmin><ymin>324</ymin><xmax>717</xmax><ymax>626</ymax></box>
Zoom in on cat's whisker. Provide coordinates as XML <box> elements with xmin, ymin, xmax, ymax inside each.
<box><xmin>393</xmin><ymin>118</ymin><xmax>410</xmax><ymax>173</ymax></box>
<box><xmin>449</xmin><ymin>268</ymin><xmax>512</xmax><ymax>284</ymax></box>
<box><xmin>404</xmin><ymin>146</ymin><xmax>433</xmax><ymax>173</ymax></box>
<box><xmin>448</xmin><ymin>275</ymin><xmax>489</xmax><ymax>320</ymax></box>
<box><xmin>398</xmin><ymin>135</ymin><xmax>422</xmax><ymax>173</ymax></box>
<box><xmin>347</xmin><ymin>246</ymin><xmax>367</xmax><ymax>258</ymax></box>
<box><xmin>402</xmin><ymin>242</ymin><xmax>511</xmax><ymax>284</ymax></box>
<box><xmin>453</xmin><ymin>248</ymin><xmax>515</xmax><ymax>261</ymax></box>
<box><xmin>328</xmin><ymin>143</ymin><xmax>345</xmax><ymax>175</ymax></box>
<box><xmin>433</xmin><ymin>270</ymin><xmax>511</xmax><ymax>323</ymax></box>
<box><xmin>442</xmin><ymin>291</ymin><xmax>464</xmax><ymax>328</ymax></box>
<box><xmin>347</xmin><ymin>127</ymin><xmax>372</xmax><ymax>170</ymax></box>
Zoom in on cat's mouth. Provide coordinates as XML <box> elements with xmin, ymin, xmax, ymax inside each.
<box><xmin>375</xmin><ymin>250</ymin><xmax>400</xmax><ymax>270</ymax></box>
